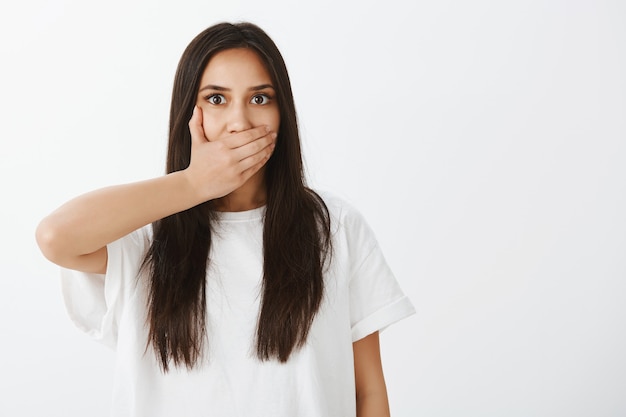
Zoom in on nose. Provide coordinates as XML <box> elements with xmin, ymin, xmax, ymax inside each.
<box><xmin>226</xmin><ymin>102</ymin><xmax>253</xmax><ymax>133</ymax></box>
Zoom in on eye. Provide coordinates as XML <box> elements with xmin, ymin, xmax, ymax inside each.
<box><xmin>251</xmin><ymin>94</ymin><xmax>270</xmax><ymax>105</ymax></box>
<box><xmin>207</xmin><ymin>94</ymin><xmax>226</xmax><ymax>105</ymax></box>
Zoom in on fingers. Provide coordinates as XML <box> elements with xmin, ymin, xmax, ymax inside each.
<box><xmin>188</xmin><ymin>106</ymin><xmax>272</xmax><ymax>149</ymax></box>
<box><xmin>188</xmin><ymin>106</ymin><xmax>207</xmax><ymax>145</ymax></box>
<box><xmin>239</xmin><ymin>142</ymin><xmax>276</xmax><ymax>179</ymax></box>
<box><xmin>222</xmin><ymin>125</ymin><xmax>274</xmax><ymax>149</ymax></box>
<box><xmin>232</xmin><ymin>131</ymin><xmax>277</xmax><ymax>162</ymax></box>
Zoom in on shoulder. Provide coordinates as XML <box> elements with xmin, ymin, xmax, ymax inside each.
<box><xmin>314</xmin><ymin>189</ymin><xmax>363</xmax><ymax>223</ymax></box>
<box><xmin>313</xmin><ymin>189</ymin><xmax>378</xmax><ymax>248</ymax></box>
<box><xmin>315</xmin><ymin>189</ymin><xmax>371</xmax><ymax>227</ymax></box>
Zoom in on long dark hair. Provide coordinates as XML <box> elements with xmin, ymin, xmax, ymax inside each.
<box><xmin>142</xmin><ymin>22</ymin><xmax>332</xmax><ymax>371</ymax></box>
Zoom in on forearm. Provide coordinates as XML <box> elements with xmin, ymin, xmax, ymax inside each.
<box><xmin>356</xmin><ymin>389</ymin><xmax>391</xmax><ymax>417</ymax></box>
<box><xmin>36</xmin><ymin>170</ymin><xmax>202</xmax><ymax>266</ymax></box>
<box><xmin>353</xmin><ymin>332</ymin><xmax>391</xmax><ymax>417</ymax></box>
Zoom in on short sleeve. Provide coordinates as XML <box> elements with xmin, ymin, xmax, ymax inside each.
<box><xmin>60</xmin><ymin>227</ymin><xmax>151</xmax><ymax>349</ymax></box>
<box><xmin>344</xmin><ymin>207</ymin><xmax>416</xmax><ymax>342</ymax></box>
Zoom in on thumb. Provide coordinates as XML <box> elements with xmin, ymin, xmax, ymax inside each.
<box><xmin>188</xmin><ymin>106</ymin><xmax>207</xmax><ymax>145</ymax></box>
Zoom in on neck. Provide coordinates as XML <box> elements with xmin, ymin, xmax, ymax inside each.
<box><xmin>213</xmin><ymin>169</ymin><xmax>267</xmax><ymax>212</ymax></box>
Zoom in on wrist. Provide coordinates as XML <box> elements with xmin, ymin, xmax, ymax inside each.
<box><xmin>175</xmin><ymin>169</ymin><xmax>214</xmax><ymax>206</ymax></box>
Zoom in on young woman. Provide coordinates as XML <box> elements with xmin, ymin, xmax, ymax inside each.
<box><xmin>36</xmin><ymin>22</ymin><xmax>415</xmax><ymax>417</ymax></box>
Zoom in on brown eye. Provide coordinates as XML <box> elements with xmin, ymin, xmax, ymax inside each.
<box><xmin>251</xmin><ymin>94</ymin><xmax>269</xmax><ymax>105</ymax></box>
<box><xmin>208</xmin><ymin>94</ymin><xmax>226</xmax><ymax>105</ymax></box>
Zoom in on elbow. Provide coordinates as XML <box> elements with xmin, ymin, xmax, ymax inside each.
<box><xmin>36</xmin><ymin>215</ymin><xmax>107</xmax><ymax>274</ymax></box>
<box><xmin>35</xmin><ymin>217</ymin><xmax>65</xmax><ymax>265</ymax></box>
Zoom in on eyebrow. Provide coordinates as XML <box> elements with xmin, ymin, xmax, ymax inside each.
<box><xmin>198</xmin><ymin>83</ymin><xmax>275</xmax><ymax>93</ymax></box>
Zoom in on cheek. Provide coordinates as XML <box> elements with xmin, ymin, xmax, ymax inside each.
<box><xmin>199</xmin><ymin>110</ymin><xmax>222</xmax><ymax>142</ymax></box>
<box><xmin>254</xmin><ymin>108</ymin><xmax>280</xmax><ymax>133</ymax></box>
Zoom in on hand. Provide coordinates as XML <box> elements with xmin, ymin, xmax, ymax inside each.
<box><xmin>184</xmin><ymin>105</ymin><xmax>277</xmax><ymax>201</ymax></box>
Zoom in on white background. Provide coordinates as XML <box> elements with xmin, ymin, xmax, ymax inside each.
<box><xmin>1</xmin><ymin>0</ymin><xmax>625</xmax><ymax>416</ymax></box>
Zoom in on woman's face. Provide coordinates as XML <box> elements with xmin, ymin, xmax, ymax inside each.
<box><xmin>196</xmin><ymin>48</ymin><xmax>280</xmax><ymax>141</ymax></box>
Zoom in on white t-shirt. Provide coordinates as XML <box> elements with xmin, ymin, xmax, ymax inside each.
<box><xmin>61</xmin><ymin>193</ymin><xmax>415</xmax><ymax>417</ymax></box>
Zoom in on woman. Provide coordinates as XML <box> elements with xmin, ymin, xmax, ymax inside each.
<box><xmin>36</xmin><ymin>22</ymin><xmax>414</xmax><ymax>417</ymax></box>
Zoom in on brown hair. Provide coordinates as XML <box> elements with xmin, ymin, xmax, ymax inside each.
<box><xmin>142</xmin><ymin>22</ymin><xmax>331</xmax><ymax>371</ymax></box>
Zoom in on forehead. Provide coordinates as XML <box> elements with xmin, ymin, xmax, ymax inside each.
<box><xmin>200</xmin><ymin>48</ymin><xmax>272</xmax><ymax>86</ymax></box>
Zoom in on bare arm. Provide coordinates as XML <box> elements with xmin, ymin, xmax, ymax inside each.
<box><xmin>36</xmin><ymin>106</ymin><xmax>276</xmax><ymax>273</ymax></box>
<box><xmin>36</xmin><ymin>172</ymin><xmax>200</xmax><ymax>273</ymax></box>
<box><xmin>353</xmin><ymin>331</ymin><xmax>391</xmax><ymax>417</ymax></box>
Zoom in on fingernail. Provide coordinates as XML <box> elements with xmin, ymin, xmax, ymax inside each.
<box><xmin>271</xmin><ymin>132</ymin><xmax>278</xmax><ymax>139</ymax></box>
<box><xmin>265</xmin><ymin>125</ymin><xmax>271</xmax><ymax>133</ymax></box>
